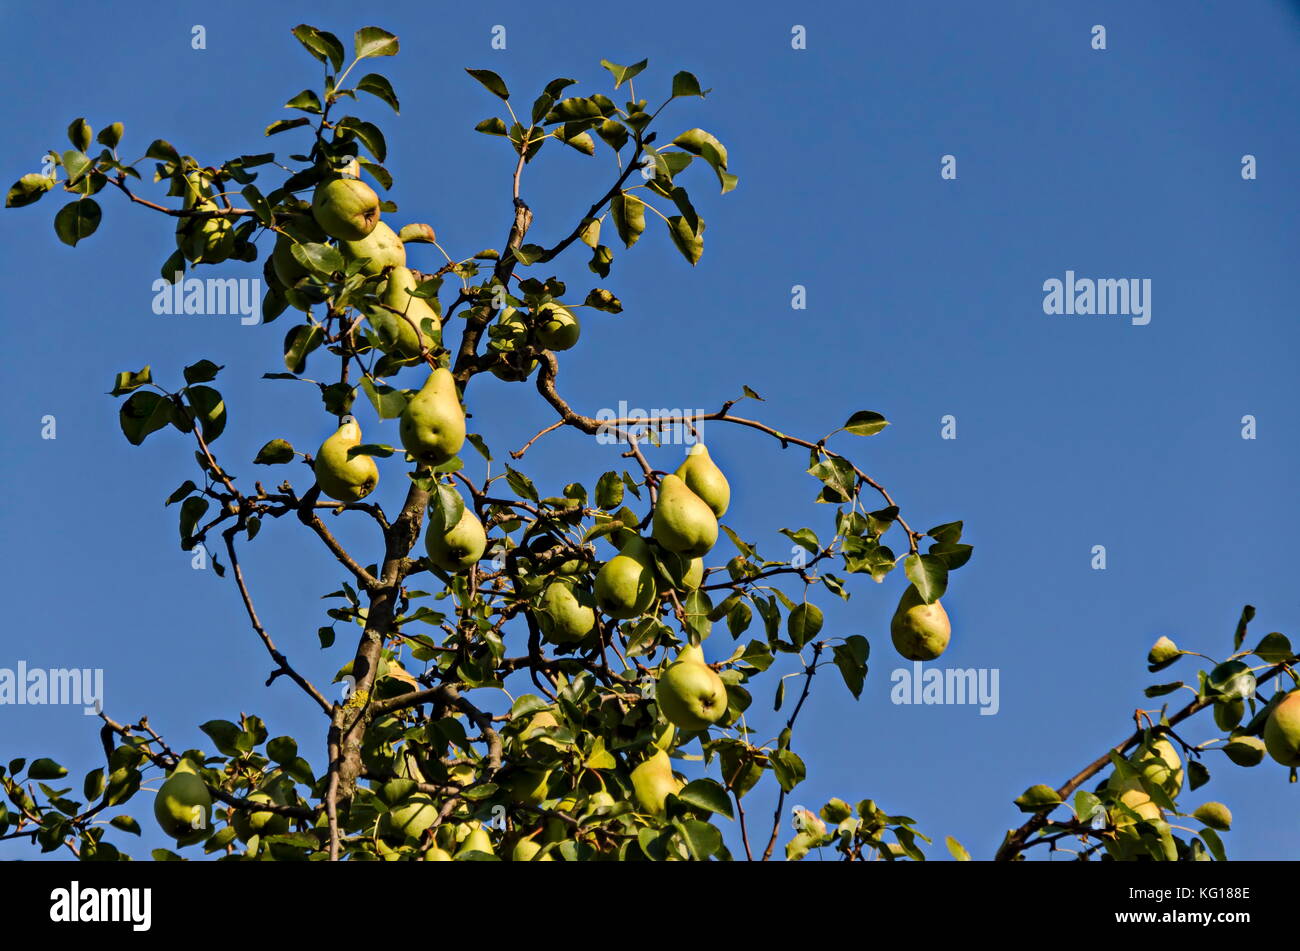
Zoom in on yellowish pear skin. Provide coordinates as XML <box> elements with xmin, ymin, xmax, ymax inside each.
<box><xmin>631</xmin><ymin>749</ymin><xmax>682</xmax><ymax>816</ymax></box>
<box><xmin>400</xmin><ymin>369</ymin><xmax>466</xmax><ymax>466</ymax></box>
<box><xmin>594</xmin><ymin>536</ymin><xmax>657</xmax><ymax>619</ymax></box>
<box><xmin>651</xmin><ymin>473</ymin><xmax>718</xmax><ymax>557</ymax></box>
<box><xmin>314</xmin><ymin>419</ymin><xmax>379</xmax><ymax>502</ymax></box>
<box><xmin>656</xmin><ymin>644</ymin><xmax>728</xmax><ymax>731</ymax></box>
<box><xmin>341</xmin><ymin>220</ymin><xmax>405</xmax><ymax>275</ymax></box>
<box><xmin>675</xmin><ymin>443</ymin><xmax>730</xmax><ymax>517</ymax></box>
<box><xmin>425</xmin><ymin>502</ymin><xmax>487</xmax><ymax>572</ymax></box>
<box><xmin>535</xmin><ymin>303</ymin><xmax>580</xmax><ymax>351</ymax></box>
<box><xmin>373</xmin><ymin>266</ymin><xmax>440</xmax><ymax>357</ymax></box>
<box><xmin>537</xmin><ymin>581</ymin><xmax>597</xmax><ymax>643</ymax></box>
<box><xmin>889</xmin><ymin>585</ymin><xmax>951</xmax><ymax>661</ymax></box>
<box><xmin>311</xmin><ymin>177</ymin><xmax>380</xmax><ymax>241</ymax></box>
<box><xmin>1264</xmin><ymin>691</ymin><xmax>1300</xmax><ymax>766</ymax></box>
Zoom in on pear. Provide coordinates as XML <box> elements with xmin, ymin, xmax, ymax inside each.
<box><xmin>423</xmin><ymin>845</ymin><xmax>454</xmax><ymax>861</ymax></box>
<box><xmin>311</xmin><ymin>176</ymin><xmax>380</xmax><ymax>241</ymax></box>
<box><xmin>454</xmin><ymin>823</ymin><xmax>494</xmax><ymax>858</ymax></box>
<box><xmin>231</xmin><ymin>787</ymin><xmax>290</xmax><ymax>841</ymax></box>
<box><xmin>153</xmin><ymin>760</ymin><xmax>212</xmax><ymax>840</ymax></box>
<box><xmin>1263</xmin><ymin>690</ymin><xmax>1300</xmax><ymax>766</ymax></box>
<box><xmin>380</xmin><ymin>794</ymin><xmax>439</xmax><ymax>841</ymax></box>
<box><xmin>682</xmin><ymin>557</ymin><xmax>705</xmax><ymax>590</ymax></box>
<box><xmin>372</xmin><ymin>266</ymin><xmax>440</xmax><ymax>357</ymax></box>
<box><xmin>535</xmin><ymin>303</ymin><xmax>580</xmax><ymax>351</ymax></box>
<box><xmin>399</xmin><ymin>368</ymin><xmax>466</xmax><ymax>466</ymax></box>
<box><xmin>425</xmin><ymin>501</ymin><xmax>487</xmax><ymax>572</ymax></box>
<box><xmin>341</xmin><ymin>220</ymin><xmax>405</xmax><ymax>275</ymax></box>
<box><xmin>314</xmin><ymin>419</ymin><xmax>379</xmax><ymax>503</ymax></box>
<box><xmin>511</xmin><ymin>837</ymin><xmax>554</xmax><ymax>862</ymax></box>
<box><xmin>594</xmin><ymin>536</ymin><xmax>658</xmax><ymax>619</ymax></box>
<box><xmin>177</xmin><ymin>199</ymin><xmax>235</xmax><ymax>264</ymax></box>
<box><xmin>656</xmin><ymin>644</ymin><xmax>728</xmax><ymax>731</ymax></box>
<box><xmin>488</xmin><ymin>307</ymin><xmax>537</xmax><ymax>381</ymax></box>
<box><xmin>1214</xmin><ymin>699</ymin><xmax>1244</xmax><ymax>732</ymax></box>
<box><xmin>1110</xmin><ymin>776</ymin><xmax>1162</xmax><ymax>827</ymax></box>
<box><xmin>1131</xmin><ymin>737</ymin><xmax>1183</xmax><ymax>798</ymax></box>
<box><xmin>504</xmin><ymin>769</ymin><xmax>552</xmax><ymax>806</ymax></box>
<box><xmin>537</xmin><ymin>581</ymin><xmax>597</xmax><ymax>643</ymax></box>
<box><xmin>675</xmin><ymin>443</ymin><xmax>730</xmax><ymax>517</ymax></box>
<box><xmin>889</xmin><ymin>585</ymin><xmax>951</xmax><ymax>661</ymax></box>
<box><xmin>271</xmin><ymin>214</ymin><xmax>327</xmax><ymax>286</ymax></box>
<box><xmin>651</xmin><ymin>474</ymin><xmax>718</xmax><ymax>557</ymax></box>
<box><xmin>630</xmin><ymin>749</ymin><xmax>682</xmax><ymax>816</ymax></box>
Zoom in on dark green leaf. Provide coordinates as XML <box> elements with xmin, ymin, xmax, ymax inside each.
<box><xmin>54</xmin><ymin>198</ymin><xmax>101</xmax><ymax>246</ymax></box>
<box><xmin>466</xmin><ymin>68</ymin><xmax>509</xmax><ymax>100</ymax></box>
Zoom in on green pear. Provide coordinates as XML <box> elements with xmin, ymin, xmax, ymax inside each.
<box><xmin>537</xmin><ymin>580</ymin><xmax>597</xmax><ymax>643</ymax></box>
<box><xmin>425</xmin><ymin>501</ymin><xmax>487</xmax><ymax>572</ymax></box>
<box><xmin>341</xmin><ymin>220</ymin><xmax>406</xmax><ymax>275</ymax></box>
<box><xmin>1131</xmin><ymin>737</ymin><xmax>1183</xmax><ymax>797</ymax></box>
<box><xmin>594</xmin><ymin>536</ymin><xmax>658</xmax><ymax>619</ymax></box>
<box><xmin>504</xmin><ymin>769</ymin><xmax>552</xmax><ymax>806</ymax></box>
<box><xmin>423</xmin><ymin>845</ymin><xmax>454</xmax><ymax>861</ymax></box>
<box><xmin>153</xmin><ymin>760</ymin><xmax>212</xmax><ymax>840</ymax></box>
<box><xmin>381</xmin><ymin>795</ymin><xmax>439</xmax><ymax>840</ymax></box>
<box><xmin>651</xmin><ymin>474</ymin><xmax>718</xmax><ymax>557</ymax></box>
<box><xmin>511</xmin><ymin>837</ymin><xmax>554</xmax><ymax>862</ymax></box>
<box><xmin>630</xmin><ymin>749</ymin><xmax>682</xmax><ymax>816</ymax></box>
<box><xmin>1110</xmin><ymin>776</ymin><xmax>1161</xmax><ymax>827</ymax></box>
<box><xmin>1214</xmin><ymin>699</ymin><xmax>1244</xmax><ymax>732</ymax></box>
<box><xmin>371</xmin><ymin>266</ymin><xmax>440</xmax><ymax>358</ymax></box>
<box><xmin>271</xmin><ymin>214</ymin><xmax>327</xmax><ymax>286</ymax></box>
<box><xmin>399</xmin><ymin>368</ymin><xmax>466</xmax><ymax>466</ymax></box>
<box><xmin>232</xmin><ymin>787</ymin><xmax>290</xmax><ymax>841</ymax></box>
<box><xmin>454</xmin><ymin>823</ymin><xmax>494</xmax><ymax>858</ymax></box>
<box><xmin>660</xmin><ymin>551</ymin><xmax>704</xmax><ymax>590</ymax></box>
<box><xmin>176</xmin><ymin>199</ymin><xmax>235</xmax><ymax>264</ymax></box>
<box><xmin>1264</xmin><ymin>690</ymin><xmax>1300</xmax><ymax>766</ymax></box>
<box><xmin>535</xmin><ymin>303</ymin><xmax>580</xmax><ymax>351</ymax></box>
<box><xmin>488</xmin><ymin>307</ymin><xmax>537</xmax><ymax>381</ymax></box>
<box><xmin>675</xmin><ymin>443</ymin><xmax>730</xmax><ymax>517</ymax></box>
<box><xmin>655</xmin><ymin>644</ymin><xmax>728</xmax><ymax>731</ymax></box>
<box><xmin>889</xmin><ymin>585</ymin><xmax>951</xmax><ymax>661</ymax></box>
<box><xmin>311</xmin><ymin>176</ymin><xmax>380</xmax><ymax>241</ymax></box>
<box><xmin>180</xmin><ymin>170</ymin><xmax>211</xmax><ymax>209</ymax></box>
<box><xmin>314</xmin><ymin>419</ymin><xmax>379</xmax><ymax>503</ymax></box>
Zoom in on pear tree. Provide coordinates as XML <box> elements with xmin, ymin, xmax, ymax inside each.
<box><xmin>4</xmin><ymin>23</ymin><xmax>1298</xmax><ymax>863</ymax></box>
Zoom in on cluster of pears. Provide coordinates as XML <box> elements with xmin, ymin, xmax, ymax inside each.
<box><xmin>153</xmin><ymin>758</ymin><xmax>213</xmax><ymax>843</ymax></box>
<box><xmin>175</xmin><ymin>170</ymin><xmax>237</xmax><ymax>265</ymax></box>
<box><xmin>1107</xmin><ymin>738</ymin><xmax>1183</xmax><ymax>827</ymax></box>
<box><xmin>487</xmin><ymin>302</ymin><xmax>580</xmax><ymax>382</ymax></box>
<box><xmin>651</xmin><ymin>444</ymin><xmax>728</xmax><ymax>558</ymax></box>
<box><xmin>889</xmin><ymin>584</ymin><xmax>952</xmax><ymax>661</ymax></box>
<box><xmin>231</xmin><ymin>775</ymin><xmax>291</xmax><ymax>842</ymax></box>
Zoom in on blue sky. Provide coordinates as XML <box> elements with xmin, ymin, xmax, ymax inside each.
<box><xmin>1</xmin><ymin>0</ymin><xmax>1297</xmax><ymax>860</ymax></box>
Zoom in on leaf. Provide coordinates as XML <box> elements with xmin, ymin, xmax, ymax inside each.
<box><xmin>283</xmin><ymin>323</ymin><xmax>325</xmax><ymax>374</ymax></box>
<box><xmin>787</xmin><ymin>603</ymin><xmax>824</xmax><ymax>648</ymax></box>
<box><xmin>5</xmin><ymin>173</ymin><xmax>55</xmax><ymax>208</ymax></box>
<box><xmin>254</xmin><ymin>438</ymin><xmax>295</xmax><ymax>464</ymax></box>
<box><xmin>179</xmin><ymin>496</ymin><xmax>209</xmax><ymax>546</ymax></box>
<box><xmin>465</xmin><ymin>68</ymin><xmax>510</xmax><ymax>100</ymax></box>
<box><xmin>475</xmin><ymin>117</ymin><xmax>509</xmax><ymax>136</ymax></box>
<box><xmin>354</xmin><ymin>26</ymin><xmax>399</xmax><ymax>59</ymax></box>
<box><xmin>109</xmin><ymin>815</ymin><xmax>142</xmax><ymax>836</ymax></box>
<box><xmin>54</xmin><ymin>198</ymin><xmax>101</xmax><ymax>246</ymax></box>
<box><xmin>945</xmin><ymin>836</ymin><xmax>971</xmax><ymax>861</ymax></box>
<box><xmin>1014</xmin><ymin>784</ymin><xmax>1062</xmax><ymax>813</ymax></box>
<box><xmin>360</xmin><ymin>377</ymin><xmax>408</xmax><ymax>420</ymax></box>
<box><xmin>265</xmin><ymin>118</ymin><xmax>312</xmax><ymax>137</ymax></box>
<box><xmin>666</xmin><ymin>215</ymin><xmax>704</xmax><ymax>265</ymax></box>
<box><xmin>356</xmin><ymin>73</ymin><xmax>400</xmax><ymax>113</ymax></box>
<box><xmin>903</xmin><ymin>553</ymin><xmax>948</xmax><ymax>603</ymax></box>
<box><xmin>110</xmin><ymin>366</ymin><xmax>152</xmax><ymax>396</ymax></box>
<box><xmin>27</xmin><ymin>758</ymin><xmax>68</xmax><ymax>780</ymax></box>
<box><xmin>145</xmin><ymin>139</ymin><xmax>180</xmax><ymax>164</ymax></box>
<box><xmin>291</xmin><ymin>24</ymin><xmax>345</xmax><ymax>71</ymax></box>
<box><xmin>67</xmin><ymin>117</ymin><xmax>93</xmax><ymax>151</ymax></box>
<box><xmin>267</xmin><ymin>736</ymin><xmax>298</xmax><ymax>764</ymax></box>
<box><xmin>1207</xmin><ymin>660</ymin><xmax>1256</xmax><ymax>702</ymax></box>
<box><xmin>1253</xmin><ymin>632</ymin><xmax>1293</xmax><ymax>665</ymax></box>
<box><xmin>185</xmin><ymin>385</ymin><xmax>227</xmax><ymax>443</ymax></box>
<box><xmin>676</xmin><ymin>819</ymin><xmax>722</xmax><ymax>860</ymax></box>
<box><xmin>200</xmin><ymin>719</ymin><xmax>243</xmax><ymax>757</ymax></box>
<box><xmin>183</xmin><ymin>360</ymin><xmax>222</xmax><ymax>384</ymax></box>
<box><xmin>832</xmin><ymin>635</ymin><xmax>870</xmax><ymax>699</ymax></box>
<box><xmin>610</xmin><ymin>193</ymin><xmax>645</xmax><ymax>248</ymax></box>
<box><xmin>770</xmin><ymin>749</ymin><xmax>806</xmax><ymax>792</ymax></box>
<box><xmin>165</xmin><ymin>481</ymin><xmax>197</xmax><ymax>506</ymax></box>
<box><xmin>677</xmin><ymin>779</ymin><xmax>734</xmax><ymax>819</ymax></box>
<box><xmin>595</xmin><ymin>471</ymin><xmax>625</xmax><ymax>510</ymax></box>
<box><xmin>1232</xmin><ymin>604</ymin><xmax>1255</xmax><ymax>651</ymax></box>
<box><xmin>808</xmin><ymin>456</ymin><xmax>855</xmax><ymax>504</ymax></box>
<box><xmin>672</xmin><ymin>128</ymin><xmax>729</xmax><ymax>168</ymax></box>
<box><xmin>671</xmin><ymin>71</ymin><xmax>705</xmax><ymax>98</ymax></box>
<box><xmin>285</xmin><ymin>89</ymin><xmax>323</xmax><ymax>114</ymax></box>
<box><xmin>599</xmin><ymin>58</ymin><xmax>648</xmax><ymax>89</ymax></box>
<box><xmin>97</xmin><ymin>122</ymin><xmax>124</xmax><ymax>149</ymax></box>
<box><xmin>842</xmin><ymin>410</ymin><xmax>889</xmax><ymax>436</ymax></box>
<box><xmin>335</xmin><ymin>117</ymin><xmax>387</xmax><ymax>163</ymax></box>
<box><xmin>119</xmin><ymin>391</ymin><xmax>174</xmax><ymax>445</ymax></box>
<box><xmin>505</xmin><ymin>466</ymin><xmax>539</xmax><ymax>502</ymax></box>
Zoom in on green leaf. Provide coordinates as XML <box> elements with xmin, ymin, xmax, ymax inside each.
<box><xmin>1014</xmin><ymin>784</ymin><xmax>1062</xmax><ymax>813</ymax></box>
<box><xmin>285</xmin><ymin>89</ymin><xmax>323</xmax><ymax>114</ymax></box>
<box><xmin>354</xmin><ymin>26</ymin><xmax>399</xmax><ymax>60</ymax></box>
<box><xmin>672</xmin><ymin>128</ymin><xmax>729</xmax><ymax>168</ymax></box>
<box><xmin>675</xmin><ymin>818</ymin><xmax>722</xmax><ymax>860</ymax></box>
<box><xmin>599</xmin><ymin>58</ymin><xmax>648</xmax><ymax>89</ymax></box>
<box><xmin>185</xmin><ymin>386</ymin><xmax>227</xmax><ymax>443</ymax></box>
<box><xmin>267</xmin><ymin>736</ymin><xmax>298</xmax><ymax>764</ymax></box>
<box><xmin>808</xmin><ymin>456</ymin><xmax>855</xmax><ymax>504</ymax></box>
<box><xmin>832</xmin><ymin>635</ymin><xmax>870</xmax><ymax>699</ymax></box>
<box><xmin>770</xmin><ymin>750</ymin><xmax>806</xmax><ymax>792</ymax></box>
<box><xmin>335</xmin><ymin>117</ymin><xmax>387</xmax><ymax>163</ymax></box>
<box><xmin>505</xmin><ymin>466</ymin><xmax>539</xmax><ymax>502</ymax></box>
<box><xmin>54</xmin><ymin>198</ymin><xmax>101</xmax><ymax>246</ymax></box>
<box><xmin>475</xmin><ymin>117</ymin><xmax>509</xmax><ymax>136</ymax></box>
<box><xmin>145</xmin><ymin>139</ymin><xmax>180</xmax><ymax>164</ymax></box>
<box><xmin>179</xmin><ymin>497</ymin><xmax>209</xmax><ymax>546</ymax></box>
<box><xmin>28</xmin><ymin>759</ymin><xmax>68</xmax><ymax>780</ymax></box>
<box><xmin>666</xmin><ymin>215</ymin><xmax>704</xmax><ymax>265</ymax></box>
<box><xmin>611</xmin><ymin>193</ymin><xmax>645</xmax><ymax>248</ymax></box>
<box><xmin>1254</xmin><ymin>632</ymin><xmax>1293</xmax><ymax>665</ymax></box>
<box><xmin>110</xmin><ymin>815</ymin><xmax>142</xmax><ymax>836</ymax></box>
<box><xmin>787</xmin><ymin>603</ymin><xmax>824</xmax><ymax>648</ymax></box>
<box><xmin>265</xmin><ymin>118</ymin><xmax>312</xmax><ymax>137</ymax></box>
<box><xmin>283</xmin><ymin>323</ymin><xmax>325</xmax><ymax>374</ymax></box>
<box><xmin>83</xmin><ymin>768</ymin><xmax>105</xmax><ymax>801</ymax></box>
<box><xmin>291</xmin><ymin>24</ymin><xmax>345</xmax><ymax>71</ymax></box>
<box><xmin>465</xmin><ymin>68</ymin><xmax>510</xmax><ymax>100</ymax></box>
<box><xmin>903</xmin><ymin>553</ymin><xmax>948</xmax><ymax>603</ymax></box>
<box><xmin>356</xmin><ymin>73</ymin><xmax>400</xmax><ymax>113</ymax></box>
<box><xmin>164</xmin><ymin>482</ymin><xmax>196</xmax><ymax>506</ymax></box>
<box><xmin>200</xmin><ymin>719</ymin><xmax>243</xmax><ymax>757</ymax></box>
<box><xmin>6</xmin><ymin>173</ymin><xmax>55</xmax><ymax>208</ymax></box>
<box><xmin>183</xmin><ymin>360</ymin><xmax>222</xmax><ymax>384</ymax></box>
<box><xmin>97</xmin><ymin>122</ymin><xmax>124</xmax><ymax>149</ymax></box>
<box><xmin>670</xmin><ymin>71</ymin><xmax>704</xmax><ymax>98</ymax></box>
<box><xmin>945</xmin><ymin>836</ymin><xmax>971</xmax><ymax>861</ymax></box>
<box><xmin>677</xmin><ymin>781</ymin><xmax>733</xmax><ymax>818</ymax></box>
<box><xmin>1232</xmin><ymin>604</ymin><xmax>1255</xmax><ymax>651</ymax></box>
<box><xmin>596</xmin><ymin>471</ymin><xmax>624</xmax><ymax>510</ymax></box>
<box><xmin>110</xmin><ymin>365</ymin><xmax>152</xmax><ymax>396</ymax></box>
<box><xmin>254</xmin><ymin>438</ymin><xmax>295</xmax><ymax>464</ymax></box>
<box><xmin>119</xmin><ymin>391</ymin><xmax>174</xmax><ymax>445</ymax></box>
<box><xmin>842</xmin><ymin>410</ymin><xmax>889</xmax><ymax>436</ymax></box>
<box><xmin>360</xmin><ymin>377</ymin><xmax>408</xmax><ymax>420</ymax></box>
<box><xmin>67</xmin><ymin>117</ymin><xmax>93</xmax><ymax>152</ymax></box>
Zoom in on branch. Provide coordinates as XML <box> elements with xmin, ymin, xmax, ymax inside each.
<box><xmin>762</xmin><ymin>642</ymin><xmax>825</xmax><ymax>861</ymax></box>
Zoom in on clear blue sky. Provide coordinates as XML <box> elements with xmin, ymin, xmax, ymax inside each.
<box><xmin>1</xmin><ymin>0</ymin><xmax>1297</xmax><ymax>860</ymax></box>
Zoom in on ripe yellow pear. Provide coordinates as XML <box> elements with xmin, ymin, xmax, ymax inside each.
<box><xmin>371</xmin><ymin>266</ymin><xmax>440</xmax><ymax>358</ymax></box>
<box><xmin>651</xmin><ymin>473</ymin><xmax>718</xmax><ymax>557</ymax></box>
<box><xmin>631</xmin><ymin>749</ymin><xmax>682</xmax><ymax>816</ymax></box>
<box><xmin>454</xmin><ymin>823</ymin><xmax>494</xmax><ymax>858</ymax></box>
<box><xmin>341</xmin><ymin>220</ymin><xmax>405</xmax><ymax>275</ymax></box>
<box><xmin>594</xmin><ymin>536</ymin><xmax>658</xmax><ymax>619</ymax></box>
<box><xmin>537</xmin><ymin>580</ymin><xmax>597</xmax><ymax>643</ymax></box>
<box><xmin>655</xmin><ymin>644</ymin><xmax>728</xmax><ymax>731</ymax></box>
<box><xmin>1131</xmin><ymin>738</ymin><xmax>1183</xmax><ymax>797</ymax></box>
<box><xmin>311</xmin><ymin>176</ymin><xmax>380</xmax><ymax>240</ymax></box>
<box><xmin>153</xmin><ymin>760</ymin><xmax>212</xmax><ymax>841</ymax></box>
<box><xmin>535</xmin><ymin>303</ymin><xmax>580</xmax><ymax>351</ymax></box>
<box><xmin>1110</xmin><ymin>776</ymin><xmax>1162</xmax><ymax>827</ymax></box>
<box><xmin>889</xmin><ymin>585</ymin><xmax>951</xmax><ymax>661</ymax></box>
<box><xmin>423</xmin><ymin>845</ymin><xmax>454</xmax><ymax>861</ymax></box>
<box><xmin>675</xmin><ymin>443</ymin><xmax>729</xmax><ymax>517</ymax></box>
<box><xmin>271</xmin><ymin>214</ymin><xmax>327</xmax><ymax>286</ymax></box>
<box><xmin>400</xmin><ymin>368</ymin><xmax>466</xmax><ymax>466</ymax></box>
<box><xmin>511</xmin><ymin>837</ymin><xmax>554</xmax><ymax>861</ymax></box>
<box><xmin>425</xmin><ymin>500</ymin><xmax>487</xmax><ymax>572</ymax></box>
<box><xmin>314</xmin><ymin>419</ymin><xmax>379</xmax><ymax>503</ymax></box>
<box><xmin>1264</xmin><ymin>690</ymin><xmax>1300</xmax><ymax>766</ymax></box>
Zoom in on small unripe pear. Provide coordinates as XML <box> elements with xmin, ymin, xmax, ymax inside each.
<box><xmin>311</xmin><ymin>177</ymin><xmax>380</xmax><ymax>241</ymax></box>
<box><xmin>231</xmin><ymin>788</ymin><xmax>290</xmax><ymax>841</ymax></box>
<box><xmin>511</xmin><ymin>837</ymin><xmax>554</xmax><ymax>862</ymax></box>
<box><xmin>271</xmin><ymin>214</ymin><xmax>327</xmax><ymax>286</ymax></box>
<box><xmin>889</xmin><ymin>585</ymin><xmax>951</xmax><ymax>661</ymax></box>
<box><xmin>371</xmin><ymin>266</ymin><xmax>440</xmax><ymax>358</ymax></box>
<box><xmin>535</xmin><ymin>303</ymin><xmax>580</xmax><ymax>351</ymax></box>
<box><xmin>675</xmin><ymin>443</ymin><xmax>729</xmax><ymax>517</ymax></box>
<box><xmin>454</xmin><ymin>823</ymin><xmax>494</xmax><ymax>858</ymax></box>
<box><xmin>153</xmin><ymin>762</ymin><xmax>212</xmax><ymax>841</ymax></box>
<box><xmin>1214</xmin><ymin>699</ymin><xmax>1244</xmax><ymax>732</ymax></box>
<box><xmin>314</xmin><ymin>419</ymin><xmax>379</xmax><ymax>503</ymax></box>
<box><xmin>1263</xmin><ymin>690</ymin><xmax>1300</xmax><ymax>767</ymax></box>
<box><xmin>1131</xmin><ymin>737</ymin><xmax>1183</xmax><ymax>798</ymax></box>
